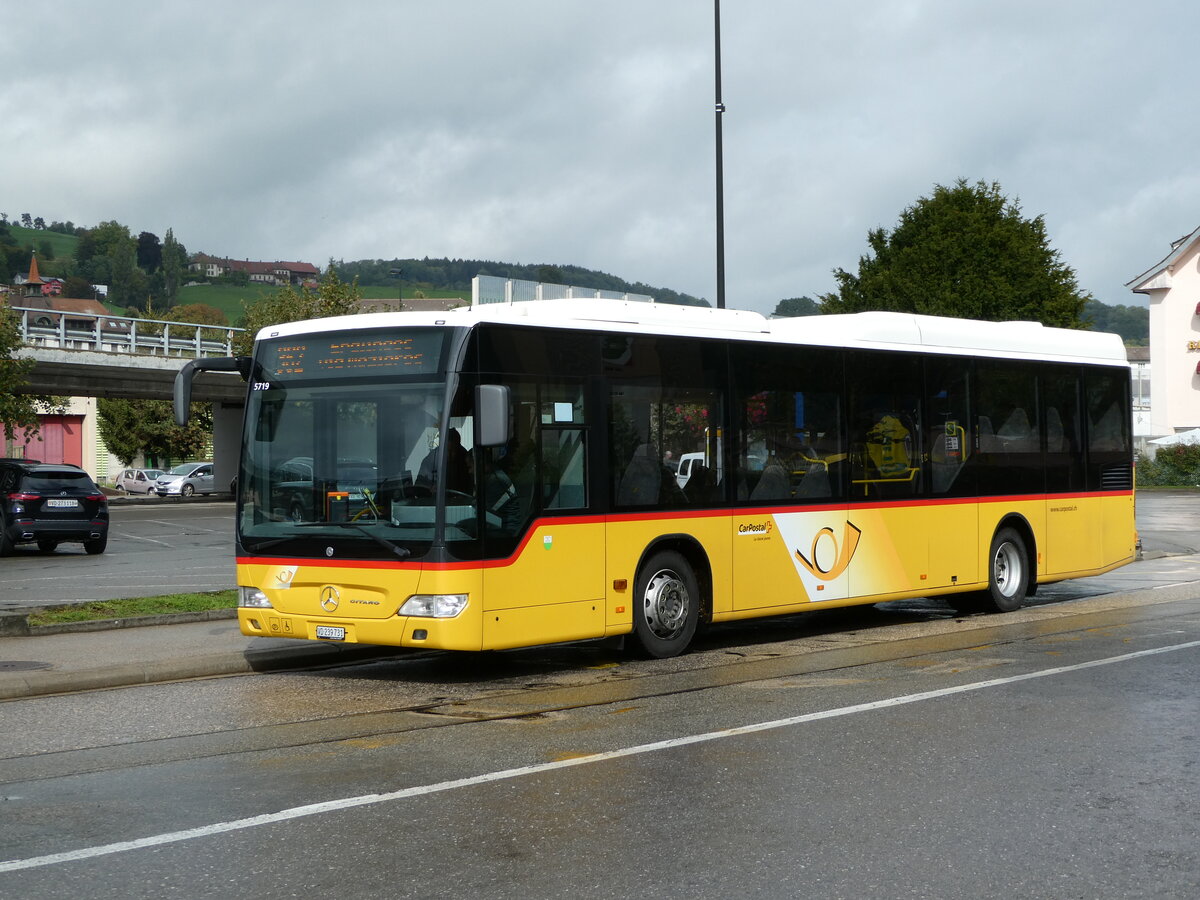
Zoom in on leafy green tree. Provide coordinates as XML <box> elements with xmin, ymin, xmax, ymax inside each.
<box><xmin>162</xmin><ymin>228</ymin><xmax>186</xmax><ymax>306</ymax></box>
<box><xmin>170</xmin><ymin>302</ymin><xmax>229</xmax><ymax>346</ymax></box>
<box><xmin>63</xmin><ymin>276</ymin><xmax>95</xmax><ymax>299</ymax></box>
<box><xmin>234</xmin><ymin>262</ymin><xmax>362</xmax><ymax>356</ymax></box>
<box><xmin>772</xmin><ymin>296</ymin><xmax>820</xmax><ymax>317</ymax></box>
<box><xmin>108</xmin><ymin>241</ymin><xmax>141</xmax><ymax>309</ymax></box>
<box><xmin>136</xmin><ymin>231</ymin><xmax>162</xmax><ymax>272</ymax></box>
<box><xmin>0</xmin><ymin>306</ymin><xmax>43</xmax><ymax>446</ymax></box>
<box><xmin>97</xmin><ymin>397</ymin><xmax>213</xmax><ymax>467</ymax></box>
<box><xmin>1083</xmin><ymin>298</ymin><xmax>1148</xmax><ymax>345</ymax></box>
<box><xmin>0</xmin><ymin>220</ymin><xmax>22</xmax><ymax>281</ymax></box>
<box><xmin>820</xmin><ymin>179</ymin><xmax>1089</xmax><ymax>328</ymax></box>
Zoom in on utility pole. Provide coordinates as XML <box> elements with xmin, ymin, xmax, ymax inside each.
<box><xmin>714</xmin><ymin>0</ymin><xmax>726</xmax><ymax>309</ymax></box>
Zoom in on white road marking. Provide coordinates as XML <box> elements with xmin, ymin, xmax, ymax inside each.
<box><xmin>2</xmin><ymin>639</ymin><xmax>1197</xmax><ymax>874</ymax></box>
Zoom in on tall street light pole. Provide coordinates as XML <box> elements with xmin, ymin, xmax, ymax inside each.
<box><xmin>714</xmin><ymin>0</ymin><xmax>726</xmax><ymax>310</ymax></box>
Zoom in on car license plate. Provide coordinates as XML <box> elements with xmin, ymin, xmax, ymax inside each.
<box><xmin>46</xmin><ymin>499</ymin><xmax>78</xmax><ymax>508</ymax></box>
<box><xmin>315</xmin><ymin>625</ymin><xmax>346</xmax><ymax>641</ymax></box>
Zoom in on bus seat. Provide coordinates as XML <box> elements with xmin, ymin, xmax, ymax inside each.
<box><xmin>749</xmin><ymin>461</ymin><xmax>789</xmax><ymax>501</ymax></box>
<box><xmin>1046</xmin><ymin>407</ymin><xmax>1066</xmax><ymax>452</ymax></box>
<box><xmin>795</xmin><ymin>463</ymin><xmax>830</xmax><ymax>498</ymax></box>
<box><xmin>617</xmin><ymin>443</ymin><xmax>661</xmax><ymax>506</ymax></box>
<box><xmin>977</xmin><ymin>415</ymin><xmax>1004</xmax><ymax>452</ymax></box>
<box><xmin>685</xmin><ymin>463</ymin><xmax>718</xmax><ymax>503</ymax></box>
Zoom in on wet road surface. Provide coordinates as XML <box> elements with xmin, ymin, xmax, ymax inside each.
<box><xmin>1</xmin><ymin>591</ymin><xmax>1197</xmax><ymax>898</ymax></box>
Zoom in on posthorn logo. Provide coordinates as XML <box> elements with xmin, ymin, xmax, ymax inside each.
<box><xmin>794</xmin><ymin>521</ymin><xmax>862</xmax><ymax>581</ymax></box>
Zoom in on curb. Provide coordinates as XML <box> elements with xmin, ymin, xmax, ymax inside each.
<box><xmin>0</xmin><ymin>608</ymin><xmax>237</xmax><ymax>637</ymax></box>
<box><xmin>0</xmin><ymin>640</ymin><xmax>402</xmax><ymax>701</ymax></box>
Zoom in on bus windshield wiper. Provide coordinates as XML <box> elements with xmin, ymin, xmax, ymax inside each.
<box><xmin>293</xmin><ymin>521</ymin><xmax>411</xmax><ymax>558</ymax></box>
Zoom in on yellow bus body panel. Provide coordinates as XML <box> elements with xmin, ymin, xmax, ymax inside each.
<box><xmin>237</xmin><ymin>492</ymin><xmax>1134</xmax><ymax>652</ymax></box>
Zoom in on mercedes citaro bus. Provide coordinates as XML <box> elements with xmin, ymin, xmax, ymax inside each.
<box><xmin>175</xmin><ymin>298</ymin><xmax>1135</xmax><ymax>658</ymax></box>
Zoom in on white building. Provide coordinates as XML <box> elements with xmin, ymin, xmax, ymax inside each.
<box><xmin>1127</xmin><ymin>226</ymin><xmax>1200</xmax><ymax>442</ymax></box>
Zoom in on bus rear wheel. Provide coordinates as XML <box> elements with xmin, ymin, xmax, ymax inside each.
<box><xmin>631</xmin><ymin>550</ymin><xmax>699</xmax><ymax>659</ymax></box>
<box><xmin>951</xmin><ymin>527</ymin><xmax>1029</xmax><ymax>615</ymax></box>
<box><xmin>982</xmin><ymin>527</ymin><xmax>1028</xmax><ymax>613</ymax></box>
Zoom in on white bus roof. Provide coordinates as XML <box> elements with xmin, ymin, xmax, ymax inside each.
<box><xmin>258</xmin><ymin>300</ymin><xmax>1128</xmax><ymax>366</ymax></box>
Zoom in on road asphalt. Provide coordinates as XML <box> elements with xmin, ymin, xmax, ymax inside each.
<box><xmin>2</xmin><ymin>493</ymin><xmax>1198</xmax><ymax>700</ymax></box>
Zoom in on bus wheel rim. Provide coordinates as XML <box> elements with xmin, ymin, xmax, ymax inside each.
<box><xmin>643</xmin><ymin>569</ymin><xmax>688</xmax><ymax>639</ymax></box>
<box><xmin>994</xmin><ymin>542</ymin><xmax>1021</xmax><ymax>597</ymax></box>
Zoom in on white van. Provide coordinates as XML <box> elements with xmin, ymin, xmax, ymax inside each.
<box><xmin>674</xmin><ymin>452</ymin><xmax>707</xmax><ymax>489</ymax></box>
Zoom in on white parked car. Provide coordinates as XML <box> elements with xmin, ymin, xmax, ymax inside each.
<box><xmin>114</xmin><ymin>467</ymin><xmax>164</xmax><ymax>495</ymax></box>
<box><xmin>154</xmin><ymin>462</ymin><xmax>216</xmax><ymax>498</ymax></box>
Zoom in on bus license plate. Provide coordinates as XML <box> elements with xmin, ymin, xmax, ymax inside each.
<box><xmin>315</xmin><ymin>625</ymin><xmax>346</xmax><ymax>641</ymax></box>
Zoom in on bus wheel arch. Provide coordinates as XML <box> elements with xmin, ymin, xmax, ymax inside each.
<box><xmin>629</xmin><ymin>536</ymin><xmax>711</xmax><ymax>658</ymax></box>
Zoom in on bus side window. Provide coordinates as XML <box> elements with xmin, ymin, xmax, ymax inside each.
<box><xmin>925</xmin><ymin>357</ymin><xmax>973</xmax><ymax>496</ymax></box>
<box><xmin>544</xmin><ymin>428</ymin><xmax>587</xmax><ymax>509</ymax></box>
<box><xmin>848</xmin><ymin>352</ymin><xmax>921</xmax><ymax>499</ymax></box>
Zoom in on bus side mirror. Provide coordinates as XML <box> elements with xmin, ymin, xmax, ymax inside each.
<box><xmin>173</xmin><ymin>356</ymin><xmax>253</xmax><ymax>425</ymax></box>
<box><xmin>475</xmin><ymin>384</ymin><xmax>511</xmax><ymax>447</ymax></box>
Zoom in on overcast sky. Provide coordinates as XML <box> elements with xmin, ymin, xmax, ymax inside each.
<box><xmin>3</xmin><ymin>1</ymin><xmax>1196</xmax><ymax>315</ymax></box>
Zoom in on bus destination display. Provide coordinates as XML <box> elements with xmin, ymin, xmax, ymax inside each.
<box><xmin>265</xmin><ymin>332</ymin><xmax>442</xmax><ymax>379</ymax></box>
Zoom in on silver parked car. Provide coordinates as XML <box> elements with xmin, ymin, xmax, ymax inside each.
<box><xmin>154</xmin><ymin>462</ymin><xmax>215</xmax><ymax>498</ymax></box>
<box><xmin>114</xmin><ymin>467</ymin><xmax>164</xmax><ymax>495</ymax></box>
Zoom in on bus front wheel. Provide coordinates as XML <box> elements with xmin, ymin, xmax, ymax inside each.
<box><xmin>632</xmin><ymin>550</ymin><xmax>699</xmax><ymax>659</ymax></box>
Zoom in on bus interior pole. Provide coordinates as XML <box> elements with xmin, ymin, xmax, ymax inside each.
<box><xmin>714</xmin><ymin>0</ymin><xmax>726</xmax><ymax>310</ymax></box>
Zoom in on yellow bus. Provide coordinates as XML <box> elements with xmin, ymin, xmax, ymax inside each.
<box><xmin>176</xmin><ymin>300</ymin><xmax>1135</xmax><ymax>658</ymax></box>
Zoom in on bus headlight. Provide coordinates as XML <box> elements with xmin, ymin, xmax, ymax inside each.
<box><xmin>239</xmin><ymin>587</ymin><xmax>273</xmax><ymax>608</ymax></box>
<box><xmin>398</xmin><ymin>594</ymin><xmax>468</xmax><ymax>618</ymax></box>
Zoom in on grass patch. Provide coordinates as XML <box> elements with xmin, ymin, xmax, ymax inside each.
<box><xmin>6</xmin><ymin>224</ymin><xmax>80</xmax><ymax>269</ymax></box>
<box><xmin>28</xmin><ymin>590</ymin><xmax>237</xmax><ymax>626</ymax></box>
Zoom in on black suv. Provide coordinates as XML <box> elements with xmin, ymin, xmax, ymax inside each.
<box><xmin>0</xmin><ymin>462</ymin><xmax>109</xmax><ymax>555</ymax></box>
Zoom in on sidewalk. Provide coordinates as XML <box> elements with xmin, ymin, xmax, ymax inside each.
<box><xmin>0</xmin><ymin>614</ymin><xmax>402</xmax><ymax>700</ymax></box>
<box><xmin>4</xmin><ymin>549</ymin><xmax>1200</xmax><ymax>701</ymax></box>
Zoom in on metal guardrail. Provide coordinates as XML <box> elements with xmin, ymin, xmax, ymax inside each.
<box><xmin>11</xmin><ymin>306</ymin><xmax>245</xmax><ymax>357</ymax></box>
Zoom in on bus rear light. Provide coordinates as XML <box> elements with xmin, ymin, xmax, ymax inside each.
<box><xmin>239</xmin><ymin>587</ymin><xmax>273</xmax><ymax>608</ymax></box>
<box><xmin>399</xmin><ymin>594</ymin><xmax>468</xmax><ymax>618</ymax></box>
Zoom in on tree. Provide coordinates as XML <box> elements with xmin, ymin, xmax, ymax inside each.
<box><xmin>63</xmin><ymin>276</ymin><xmax>94</xmax><ymax>299</ymax></box>
<box><xmin>0</xmin><ymin>306</ymin><xmax>42</xmax><ymax>446</ymax></box>
<box><xmin>108</xmin><ymin>240</ymin><xmax>138</xmax><ymax>309</ymax></box>
<box><xmin>1083</xmin><ymin>298</ymin><xmax>1148</xmax><ymax>345</ymax></box>
<box><xmin>136</xmin><ymin>231</ymin><xmax>162</xmax><ymax>272</ymax></box>
<box><xmin>537</xmin><ymin>265</ymin><xmax>564</xmax><ymax>284</ymax></box>
<box><xmin>819</xmin><ymin>179</ymin><xmax>1089</xmax><ymax>328</ymax></box>
<box><xmin>20</xmin><ymin>213</ymin><xmax>31</xmax><ymax>228</ymax></box>
<box><xmin>234</xmin><ymin>262</ymin><xmax>362</xmax><ymax>356</ymax></box>
<box><xmin>170</xmin><ymin>303</ymin><xmax>228</xmax><ymax>326</ymax></box>
<box><xmin>97</xmin><ymin>397</ymin><xmax>212</xmax><ymax>467</ymax></box>
<box><xmin>162</xmin><ymin>228</ymin><xmax>186</xmax><ymax>306</ymax></box>
<box><xmin>772</xmin><ymin>296</ymin><xmax>820</xmax><ymax>318</ymax></box>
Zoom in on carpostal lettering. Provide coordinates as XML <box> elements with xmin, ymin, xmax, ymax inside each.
<box><xmin>738</xmin><ymin>522</ymin><xmax>773</xmax><ymax>536</ymax></box>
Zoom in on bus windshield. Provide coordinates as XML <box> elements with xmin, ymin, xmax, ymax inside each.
<box><xmin>237</xmin><ymin>328</ymin><xmax>470</xmax><ymax>559</ymax></box>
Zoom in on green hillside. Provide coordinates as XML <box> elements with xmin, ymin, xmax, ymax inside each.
<box><xmin>174</xmin><ymin>282</ymin><xmax>468</xmax><ymax>325</ymax></box>
<box><xmin>6</xmin><ymin>225</ymin><xmax>79</xmax><ymax>276</ymax></box>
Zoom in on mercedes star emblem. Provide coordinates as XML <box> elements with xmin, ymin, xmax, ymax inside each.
<box><xmin>320</xmin><ymin>586</ymin><xmax>340</xmax><ymax>612</ymax></box>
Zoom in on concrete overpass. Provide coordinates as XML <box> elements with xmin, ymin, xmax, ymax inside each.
<box><xmin>17</xmin><ymin>346</ymin><xmax>246</xmax><ymax>403</ymax></box>
<box><xmin>11</xmin><ymin>308</ymin><xmax>248</xmax><ymax>487</ymax></box>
